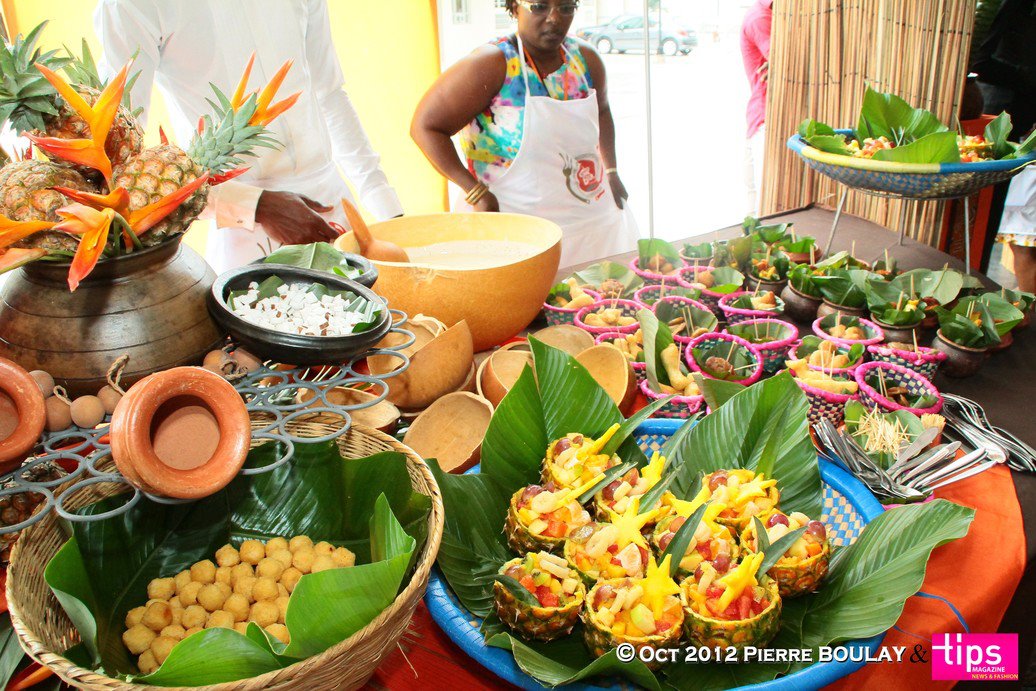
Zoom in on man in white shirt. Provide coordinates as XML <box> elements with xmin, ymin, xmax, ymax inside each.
<box><xmin>95</xmin><ymin>0</ymin><xmax>404</xmax><ymax>272</ymax></box>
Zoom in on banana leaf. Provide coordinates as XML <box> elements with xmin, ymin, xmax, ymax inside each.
<box><xmin>996</xmin><ymin>287</ymin><xmax>1036</xmax><ymax>312</ymax></box>
<box><xmin>893</xmin><ymin>268</ymin><xmax>963</xmax><ymax>306</ymax></box>
<box><xmin>262</xmin><ymin>242</ymin><xmax>362</xmax><ymax>279</ymax></box>
<box><xmin>696</xmin><ymin>375</ymin><xmax>745</xmax><ymax>411</ymax></box>
<box><xmin>639</xmin><ymin>309</ymin><xmax>681</xmax><ymax>390</ymax></box>
<box><xmin>689</xmin><ymin>339</ymin><xmax>758</xmax><ymax>380</ymax></box>
<box><xmin>855</xmin><ymin>87</ymin><xmax>948</xmax><ymax>145</ymax></box>
<box><xmin>984</xmin><ymin>112</ymin><xmax>1014</xmax><ymax>160</ymax></box>
<box><xmin>789</xmin><ymin>263</ymin><xmax>822</xmax><ymax>297</ymax></box>
<box><xmin>0</xmin><ymin>615</ymin><xmax>25</xmax><ymax>689</ymax></box>
<box><xmin>637</xmin><ymin>238</ymin><xmax>681</xmax><ymax>271</ymax></box>
<box><xmin>813</xmin><ymin>269</ymin><xmax>880</xmax><ymax>308</ymax></box>
<box><xmin>936</xmin><ymin>300</ymin><xmax>1001</xmax><ymax>348</ymax></box>
<box><xmin>971</xmin><ymin>294</ymin><xmax>1024</xmax><ymax>336</ymax></box>
<box><xmin>703</xmin><ymin>266</ymin><xmax>745</xmax><ymax>294</ymax></box>
<box><xmin>864</xmin><ymin>278</ymin><xmax>924</xmax><ymax>326</ymax></box>
<box><xmin>680</xmin><ymin>240</ymin><xmax>713</xmax><ymax>259</ymax></box>
<box><xmin>654</xmin><ymin>300</ymin><xmax>717</xmax><ymax>338</ymax></box>
<box><xmin>571</xmin><ymin>260</ymin><xmax>643</xmax><ymax>297</ymax></box>
<box><xmin>44</xmin><ymin>443</ymin><xmax>428</xmax><ymax>685</ymax></box>
<box><xmin>871</xmin><ymin>131</ymin><xmax>960</xmax><ymax>164</ymax></box>
<box><xmin>750</xmin><ymin>250</ymin><xmax>791</xmax><ymax>281</ymax></box>
<box><xmin>798</xmin><ymin>118</ymin><xmax>852</xmax><ymax>155</ymax></box>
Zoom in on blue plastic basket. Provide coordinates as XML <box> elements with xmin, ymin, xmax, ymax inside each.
<box><xmin>787</xmin><ymin>130</ymin><xmax>1036</xmax><ymax>200</ymax></box>
<box><xmin>425</xmin><ymin>419</ymin><xmax>886</xmax><ymax>690</ymax></box>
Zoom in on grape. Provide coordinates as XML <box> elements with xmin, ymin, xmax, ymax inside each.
<box><xmin>593</xmin><ymin>584</ymin><xmax>614</xmax><ymax>609</ymax></box>
<box><xmin>658</xmin><ymin>533</ymin><xmax>673</xmax><ymax>551</ymax></box>
<box><xmin>505</xmin><ymin>565</ymin><xmax>523</xmax><ymax>579</ymax></box>
<box><xmin>708</xmin><ymin>472</ymin><xmax>728</xmax><ymax>491</ymax></box>
<box><xmin>569</xmin><ymin>524</ymin><xmax>595</xmax><ymax>543</ymax></box>
<box><xmin>627</xmin><ymin>468</ymin><xmax>640</xmax><ymax>485</ymax></box>
<box><xmin>713</xmin><ymin>553</ymin><xmax>731</xmax><ymax>573</ymax></box>
<box><xmin>521</xmin><ymin>485</ymin><xmax>544</xmax><ymax>505</ymax></box>
<box><xmin>571</xmin><ymin>434</ymin><xmax>584</xmax><ymax>446</ymax></box>
<box><xmin>767</xmin><ymin>513</ymin><xmax>790</xmax><ymax>527</ymax></box>
<box><xmin>601</xmin><ymin>480</ymin><xmax>621</xmax><ymax>501</ymax></box>
<box><xmin>553</xmin><ymin>438</ymin><xmax>572</xmax><ymax>456</ymax></box>
<box><xmin>807</xmin><ymin>521</ymin><xmax>827</xmax><ymax>539</ymax></box>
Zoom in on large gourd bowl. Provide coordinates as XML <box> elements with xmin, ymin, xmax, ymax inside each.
<box><xmin>336</xmin><ymin>213</ymin><xmax>562</xmax><ymax>352</ymax></box>
<box><xmin>787</xmin><ymin>130</ymin><xmax>1036</xmax><ymax>199</ymax></box>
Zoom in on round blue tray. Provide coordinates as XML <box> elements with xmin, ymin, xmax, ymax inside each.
<box><xmin>787</xmin><ymin>130</ymin><xmax>1036</xmax><ymax>200</ymax></box>
<box><xmin>425</xmin><ymin>419</ymin><xmax>886</xmax><ymax>691</ymax></box>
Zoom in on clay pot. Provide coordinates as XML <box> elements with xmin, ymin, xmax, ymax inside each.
<box><xmin>932</xmin><ymin>331</ymin><xmax>988</xmax><ymax>378</ymax></box>
<box><xmin>816</xmin><ymin>300</ymin><xmax>868</xmax><ymax>320</ymax></box>
<box><xmin>989</xmin><ymin>330</ymin><xmax>1013</xmax><ymax>354</ymax></box>
<box><xmin>871</xmin><ymin>316</ymin><xmax>922</xmax><ymax>346</ymax></box>
<box><xmin>745</xmin><ymin>275</ymin><xmax>787</xmax><ymax>295</ymax></box>
<box><xmin>0</xmin><ymin>357</ymin><xmax>46</xmax><ymax>472</ymax></box>
<box><xmin>783</xmin><ymin>248</ymin><xmax>822</xmax><ymax>264</ymax></box>
<box><xmin>0</xmin><ymin>238</ymin><xmax>221</xmax><ymax>396</ymax></box>
<box><xmin>110</xmin><ymin>366</ymin><xmax>251</xmax><ymax>499</ymax></box>
<box><xmin>780</xmin><ymin>284</ymin><xmax>822</xmax><ymax>323</ymax></box>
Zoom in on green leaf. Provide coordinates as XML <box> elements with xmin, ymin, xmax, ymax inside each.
<box><xmin>0</xmin><ymin>614</ymin><xmax>26</xmax><ymax>689</ymax></box>
<box><xmin>698</xmin><ymin>375</ymin><xmax>745</xmax><ymax>411</ymax></box>
<box><xmin>973</xmin><ymin>294</ymin><xmax>1024</xmax><ymax>336</ymax></box>
<box><xmin>480</xmin><ymin>365</ymin><xmax>547</xmax><ymax>491</ymax></box>
<box><xmin>494</xmin><ymin>574</ymin><xmax>540</xmax><ymax>608</ymax></box>
<box><xmin>599</xmin><ymin>395</ymin><xmax>673</xmax><ymax>457</ymax></box>
<box><xmin>263</xmin><ymin>242</ymin><xmax>361</xmax><ymax>278</ymax></box>
<box><xmin>893</xmin><ymin>268</ymin><xmax>963</xmax><ymax>305</ymax></box>
<box><xmin>855</xmin><ymin>87</ymin><xmax>948</xmax><ymax>144</ymax></box>
<box><xmin>637</xmin><ymin>238</ymin><xmax>681</xmax><ymax>269</ymax></box>
<box><xmin>653</xmin><ymin>300</ymin><xmax>717</xmax><ymax>336</ymax></box>
<box><xmin>670</xmin><ymin>373</ymin><xmax>821</xmax><ymax>516</ymax></box>
<box><xmin>871</xmin><ymin>131</ymin><xmax>961</xmax><ymax>164</ymax></box>
<box><xmin>797</xmin><ymin>500</ymin><xmax>973</xmax><ymax>647</ymax></box>
<box><xmin>571</xmin><ymin>260</ymin><xmax>643</xmax><ymax>297</ymax></box>
<box><xmin>660</xmin><ymin>502</ymin><xmax>710</xmax><ymax>575</ymax></box>
<box><xmin>984</xmin><ymin>112</ymin><xmax>1014</xmax><ymax>160</ymax></box>
<box><xmin>1010</xmin><ymin>126</ymin><xmax>1036</xmax><ymax>157</ymax></box>
<box><xmin>639</xmin><ymin>309</ymin><xmax>678</xmax><ymax>390</ymax></box>
<box><xmin>707</xmin><ymin>266</ymin><xmax>745</xmax><ymax>294</ymax></box>
<box><xmin>256</xmin><ymin>275</ymin><xmax>285</xmax><ymax>300</ymax></box>
<box><xmin>752</xmin><ymin>516</ymin><xmax>772</xmax><ymax>552</ymax></box>
<box><xmin>759</xmin><ymin>527</ymin><xmax>809</xmax><ymax>575</ymax></box>
<box><xmin>137</xmin><ymin>629</ymin><xmax>283</xmax><ymax>686</ymax></box>
<box><xmin>813</xmin><ymin>269</ymin><xmax>880</xmax><ymax>308</ymax></box>
<box><xmin>580</xmin><ymin>462</ymin><xmax>636</xmax><ymax>504</ymax></box>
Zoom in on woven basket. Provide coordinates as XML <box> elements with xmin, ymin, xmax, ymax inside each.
<box><xmin>685</xmin><ymin>332</ymin><xmax>764</xmax><ymax>385</ymax></box>
<box><xmin>6</xmin><ymin>419</ymin><xmax>444</xmax><ymax>691</ymax></box>
<box><xmin>653</xmin><ymin>296</ymin><xmax>716</xmax><ymax>345</ymax></box>
<box><xmin>813</xmin><ymin>315</ymin><xmax>885</xmax><ymax>348</ymax></box>
<box><xmin>637</xmin><ymin>379</ymin><xmax>704</xmax><ymax>419</ymax></box>
<box><xmin>675</xmin><ymin>267</ymin><xmax>743</xmax><ymax>315</ymax></box>
<box><xmin>573</xmin><ymin>299</ymin><xmax>641</xmax><ymax>336</ymax></box>
<box><xmin>632</xmin><ymin>284</ymin><xmax>701</xmax><ymax>308</ymax></box>
<box><xmin>627</xmin><ymin>257</ymin><xmax>685</xmax><ymax>287</ymax></box>
<box><xmin>542</xmin><ymin>289</ymin><xmax>601</xmax><ymax>326</ymax></box>
<box><xmin>792</xmin><ymin>376</ymin><xmax>857</xmax><ymax>426</ymax></box>
<box><xmin>788</xmin><ymin>339</ymin><xmax>866</xmax><ymax>377</ymax></box>
<box><xmin>725</xmin><ymin>319</ymin><xmax>799</xmax><ymax>374</ymax></box>
<box><xmin>718</xmin><ymin>291</ymin><xmax>786</xmax><ymax>324</ymax></box>
<box><xmin>854</xmin><ymin>361</ymin><xmax>943</xmax><ymax>416</ymax></box>
<box><xmin>866</xmin><ymin>344</ymin><xmax>945</xmax><ymax>380</ymax></box>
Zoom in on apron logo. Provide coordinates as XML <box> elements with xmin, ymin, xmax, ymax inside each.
<box><xmin>560</xmin><ymin>153</ymin><xmax>606</xmax><ymax>204</ymax></box>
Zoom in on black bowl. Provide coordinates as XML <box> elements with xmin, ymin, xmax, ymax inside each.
<box><xmin>254</xmin><ymin>250</ymin><xmax>378</xmax><ymax>288</ymax></box>
<box><xmin>208</xmin><ymin>264</ymin><xmax>391</xmax><ymax>365</ymax></box>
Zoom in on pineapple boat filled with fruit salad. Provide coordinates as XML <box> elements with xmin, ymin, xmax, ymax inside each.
<box><xmin>681</xmin><ymin>552</ymin><xmax>782</xmax><ymax>650</ymax></box>
<box><xmin>564</xmin><ymin>502</ymin><xmax>660</xmax><ymax>584</ymax></box>
<box><xmin>493</xmin><ymin>552</ymin><xmax>587</xmax><ymax>642</ymax></box>
<box><xmin>582</xmin><ymin>556</ymin><xmax>684</xmax><ymax>668</ymax></box>
<box><xmin>592</xmin><ymin>452</ymin><xmax>668</xmax><ymax>518</ymax></box>
<box><xmin>695</xmin><ymin>469</ymin><xmax>780</xmax><ymax>532</ymax></box>
<box><xmin>652</xmin><ymin>498</ymin><xmax>739</xmax><ymax>580</ymax></box>
<box><xmin>505</xmin><ymin>476</ymin><xmax>598</xmax><ymax>554</ymax></box>
<box><xmin>740</xmin><ymin>510</ymin><xmax>831</xmax><ymax>597</ymax></box>
<box><xmin>543</xmin><ymin>425</ymin><xmax>622</xmax><ymax>488</ymax></box>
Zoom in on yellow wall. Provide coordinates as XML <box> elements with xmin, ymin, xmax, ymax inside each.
<box><xmin>4</xmin><ymin>0</ymin><xmax>446</xmax><ymax>253</ymax></box>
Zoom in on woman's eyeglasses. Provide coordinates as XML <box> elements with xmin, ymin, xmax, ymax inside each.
<box><xmin>515</xmin><ymin>1</ymin><xmax>580</xmax><ymax>17</ymax></box>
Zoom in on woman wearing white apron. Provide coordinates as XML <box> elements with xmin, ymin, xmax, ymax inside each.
<box><xmin>411</xmin><ymin>0</ymin><xmax>638</xmax><ymax>268</ymax></box>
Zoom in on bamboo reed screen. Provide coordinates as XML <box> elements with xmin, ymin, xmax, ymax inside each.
<box><xmin>763</xmin><ymin>0</ymin><xmax>976</xmax><ymax>246</ymax></box>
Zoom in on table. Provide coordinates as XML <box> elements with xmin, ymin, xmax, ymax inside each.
<box><xmin>368</xmin><ymin>206</ymin><xmax>1035</xmax><ymax>690</ymax></box>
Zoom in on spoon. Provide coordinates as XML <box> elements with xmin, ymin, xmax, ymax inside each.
<box><xmin>339</xmin><ymin>197</ymin><xmax>409</xmax><ymax>263</ymax></box>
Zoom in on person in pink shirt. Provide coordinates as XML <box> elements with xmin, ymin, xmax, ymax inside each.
<box><xmin>741</xmin><ymin>0</ymin><xmax>773</xmax><ymax>215</ymax></box>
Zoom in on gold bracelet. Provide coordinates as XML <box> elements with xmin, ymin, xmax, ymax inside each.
<box><xmin>465</xmin><ymin>181</ymin><xmax>489</xmax><ymax>205</ymax></box>
<box><xmin>605</xmin><ymin>167</ymin><xmax>618</xmax><ymax>175</ymax></box>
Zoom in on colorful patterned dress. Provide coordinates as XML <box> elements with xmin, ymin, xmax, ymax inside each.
<box><xmin>459</xmin><ymin>35</ymin><xmax>593</xmax><ymax>186</ymax></box>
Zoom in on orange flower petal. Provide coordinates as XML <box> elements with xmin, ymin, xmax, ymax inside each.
<box><xmin>253</xmin><ymin>92</ymin><xmax>301</xmax><ymax>127</ymax></box>
<box><xmin>0</xmin><ymin>216</ymin><xmax>55</xmax><ymax>250</ymax></box>
<box><xmin>231</xmin><ymin>53</ymin><xmax>256</xmax><ymax>110</ymax></box>
<box><xmin>254</xmin><ymin>60</ymin><xmax>293</xmax><ymax>116</ymax></box>
<box><xmin>25</xmin><ymin>134</ymin><xmax>113</xmax><ymax>185</ymax></box>
<box><xmin>0</xmin><ymin>248</ymin><xmax>48</xmax><ymax>274</ymax></box>
<box><xmin>57</xmin><ymin>206</ymin><xmax>115</xmax><ymax>291</ymax></box>
<box><xmin>88</xmin><ymin>63</ymin><xmax>130</xmax><ymax>149</ymax></box>
<box><xmin>127</xmin><ymin>174</ymin><xmax>209</xmax><ymax>234</ymax></box>
<box><xmin>210</xmin><ymin>167</ymin><xmax>250</xmax><ymax>185</ymax></box>
<box><xmin>52</xmin><ymin>186</ymin><xmax>131</xmax><ymax>217</ymax></box>
<box><xmin>34</xmin><ymin>63</ymin><xmax>93</xmax><ymax>119</ymax></box>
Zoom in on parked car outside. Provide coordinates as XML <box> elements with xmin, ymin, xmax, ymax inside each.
<box><xmin>575</xmin><ymin>14</ymin><xmax>698</xmax><ymax>56</ymax></box>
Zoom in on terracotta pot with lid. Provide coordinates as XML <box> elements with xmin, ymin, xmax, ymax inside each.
<box><xmin>0</xmin><ymin>357</ymin><xmax>46</xmax><ymax>473</ymax></box>
<box><xmin>110</xmin><ymin>366</ymin><xmax>251</xmax><ymax>499</ymax></box>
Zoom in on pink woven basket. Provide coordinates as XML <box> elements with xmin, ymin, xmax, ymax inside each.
<box><xmin>542</xmin><ymin>288</ymin><xmax>601</xmax><ymax>326</ymax></box>
<box><xmin>792</xmin><ymin>374</ymin><xmax>858</xmax><ymax>425</ymax></box>
<box><xmin>574</xmin><ymin>299</ymin><xmax>642</xmax><ymax>335</ymax></box>
<box><xmin>638</xmin><ymin>378</ymin><xmax>704</xmax><ymax>419</ymax></box>
<box><xmin>725</xmin><ymin>318</ymin><xmax>798</xmax><ymax>374</ymax></box>
<box><xmin>812</xmin><ymin>315</ymin><xmax>885</xmax><ymax>348</ymax></box>
<box><xmin>633</xmin><ymin>283</ymin><xmax>702</xmax><ymax>308</ymax></box>
<box><xmin>595</xmin><ymin>331</ymin><xmax>647</xmax><ymax>383</ymax></box>
<box><xmin>866</xmin><ymin>344</ymin><xmax>946</xmax><ymax>380</ymax></box>
<box><xmin>788</xmin><ymin>339</ymin><xmax>866</xmax><ymax>376</ymax></box>
<box><xmin>627</xmin><ymin>256</ymin><xmax>685</xmax><ymax>287</ymax></box>
<box><xmin>853</xmin><ymin>361</ymin><xmax>944</xmax><ymax>415</ymax></box>
<box><xmin>718</xmin><ymin>291</ymin><xmax>786</xmax><ymax>324</ymax></box>
<box><xmin>675</xmin><ymin>266</ymin><xmax>743</xmax><ymax>314</ymax></box>
<box><xmin>653</xmin><ymin>295</ymin><xmax>717</xmax><ymax>344</ymax></box>
<box><xmin>685</xmin><ymin>331</ymin><xmax>764</xmax><ymax>385</ymax></box>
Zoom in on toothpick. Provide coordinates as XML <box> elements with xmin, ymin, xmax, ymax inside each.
<box><xmin>851</xmin><ymin>240</ymin><xmax>857</xmax><ymax>259</ymax></box>
<box><xmin>878</xmin><ymin>369</ymin><xmax>889</xmax><ymax>399</ymax></box>
<box><xmin>911</xmin><ymin>329</ymin><xmax>920</xmax><ymax>354</ymax></box>
<box><xmin>810</xmin><ymin>244</ymin><xmax>816</xmax><ymax>264</ymax></box>
<box><xmin>884</xmin><ymin>247</ymin><xmax>890</xmax><ymax>271</ymax></box>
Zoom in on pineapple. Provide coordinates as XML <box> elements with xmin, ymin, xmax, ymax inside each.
<box><xmin>650</xmin><ymin>498</ymin><xmax>740</xmax><ymax>581</ymax></box>
<box><xmin>494</xmin><ymin>553</ymin><xmax>585</xmax><ymax>642</ymax></box>
<box><xmin>0</xmin><ymin>462</ymin><xmax>66</xmax><ymax>565</ymax></box>
<box><xmin>0</xmin><ymin>160</ymin><xmax>93</xmax><ymax>252</ymax></box>
<box><xmin>592</xmin><ymin>452</ymin><xmax>667</xmax><ymax>520</ymax></box>
<box><xmin>504</xmin><ymin>480</ymin><xmax>594</xmax><ymax>555</ymax></box>
<box><xmin>542</xmin><ymin>426</ymin><xmax>621</xmax><ymax>489</ymax></box>
<box><xmin>697</xmin><ymin>469</ymin><xmax>780</xmax><ymax>533</ymax></box>
<box><xmin>680</xmin><ymin>554</ymin><xmax>782</xmax><ymax>650</ymax></box>
<box><xmin>111</xmin><ymin>145</ymin><xmax>208</xmax><ymax>245</ymax></box>
<box><xmin>581</xmin><ymin>560</ymin><xmax>684</xmax><ymax>670</ymax></box>
<box><xmin>43</xmin><ymin>84</ymin><xmax>143</xmax><ymax>177</ymax></box>
<box><xmin>564</xmin><ymin>505</ymin><xmax>659</xmax><ymax>585</ymax></box>
<box><xmin>740</xmin><ymin>511</ymin><xmax>830</xmax><ymax>598</ymax></box>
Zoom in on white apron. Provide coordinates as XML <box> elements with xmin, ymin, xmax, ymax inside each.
<box><xmin>483</xmin><ymin>37</ymin><xmax>639</xmax><ymax>268</ymax></box>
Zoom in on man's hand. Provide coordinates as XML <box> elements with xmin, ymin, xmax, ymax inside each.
<box><xmin>473</xmin><ymin>190</ymin><xmax>500</xmax><ymax>212</ymax></box>
<box><xmin>255</xmin><ymin>190</ymin><xmax>340</xmax><ymax>245</ymax></box>
<box><xmin>608</xmin><ymin>172</ymin><xmax>629</xmax><ymax>209</ymax></box>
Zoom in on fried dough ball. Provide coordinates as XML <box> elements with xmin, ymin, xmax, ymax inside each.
<box><xmin>224</xmin><ymin>593</ymin><xmax>250</xmax><ymax>622</ymax></box>
<box><xmin>277</xmin><ymin>583</ymin><xmax>289</xmax><ymax>598</ymax></box>
<box><xmin>291</xmin><ymin>549</ymin><xmax>315</xmax><ymax>574</ymax></box>
<box><xmin>280</xmin><ymin>567</ymin><xmax>303</xmax><ymax>593</ymax></box>
<box><xmin>256</xmin><ymin>557</ymin><xmax>285</xmax><ymax>581</ymax></box>
<box><xmin>169</xmin><ymin>596</ymin><xmax>182</xmax><ymax>610</ymax></box>
<box><xmin>265</xmin><ymin>537</ymin><xmax>289</xmax><ymax>556</ymax></box>
<box><xmin>332</xmin><ymin>547</ymin><xmax>355</xmax><ymax>568</ymax></box>
<box><xmin>230</xmin><ymin>563</ymin><xmax>254</xmax><ymax>584</ymax></box>
<box><xmin>160</xmin><ymin>624</ymin><xmax>186</xmax><ymax>640</ymax></box>
<box><xmin>269</xmin><ymin>548</ymin><xmax>294</xmax><ymax>569</ymax></box>
<box><xmin>314</xmin><ymin>541</ymin><xmax>334</xmax><ymax>556</ymax></box>
<box><xmin>216</xmin><ymin>582</ymin><xmax>232</xmax><ymax>599</ymax></box>
<box><xmin>147</xmin><ymin>577</ymin><xmax>176</xmax><ymax>601</ymax></box>
<box><xmin>250</xmin><ymin>601</ymin><xmax>279</xmax><ymax>627</ymax></box>
<box><xmin>150</xmin><ymin>635</ymin><xmax>178</xmax><ymax>664</ymax></box>
<box><xmin>169</xmin><ymin>607</ymin><xmax>183</xmax><ymax>627</ymax></box>
<box><xmin>233</xmin><ymin>575</ymin><xmax>256</xmax><ymax>600</ymax></box>
<box><xmin>288</xmin><ymin>535</ymin><xmax>313</xmax><ymax>553</ymax></box>
<box><xmin>198</xmin><ymin>583</ymin><xmax>227</xmax><ymax>612</ymax></box>
<box><xmin>234</xmin><ymin>622</ymin><xmax>250</xmax><ymax>634</ymax></box>
<box><xmin>123</xmin><ymin>624</ymin><xmax>156</xmax><ymax>655</ymax></box>
<box><xmin>253</xmin><ymin>577</ymin><xmax>279</xmax><ymax>602</ymax></box>
<box><xmin>311</xmin><ymin>555</ymin><xmax>336</xmax><ymax>573</ymax></box>
<box><xmin>125</xmin><ymin>606</ymin><xmax>146</xmax><ymax>628</ymax></box>
<box><xmin>184</xmin><ymin>626</ymin><xmax>203</xmax><ymax>638</ymax></box>
<box><xmin>275</xmin><ymin>596</ymin><xmax>290</xmax><ymax>623</ymax></box>
<box><xmin>181</xmin><ymin>605</ymin><xmax>207</xmax><ymax>629</ymax></box>
<box><xmin>138</xmin><ymin>649</ymin><xmax>159</xmax><ymax>674</ymax></box>
<box><xmin>215</xmin><ymin>544</ymin><xmax>240</xmax><ymax>568</ymax></box>
<box><xmin>179</xmin><ymin>581</ymin><xmax>202</xmax><ymax>606</ymax></box>
<box><xmin>215</xmin><ymin>566</ymin><xmax>233</xmax><ymax>586</ymax></box>
<box><xmin>265</xmin><ymin>623</ymin><xmax>290</xmax><ymax>644</ymax></box>
<box><xmin>190</xmin><ymin>560</ymin><xmax>216</xmax><ymax>584</ymax></box>
<box><xmin>142</xmin><ymin>602</ymin><xmax>173</xmax><ymax>632</ymax></box>
<box><xmin>174</xmin><ymin>570</ymin><xmax>192</xmax><ymax>593</ymax></box>
<box><xmin>239</xmin><ymin>540</ymin><xmax>265</xmax><ymax>565</ymax></box>
<box><xmin>206</xmin><ymin>610</ymin><xmax>235</xmax><ymax>629</ymax></box>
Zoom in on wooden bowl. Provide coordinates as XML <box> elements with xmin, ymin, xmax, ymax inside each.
<box><xmin>404</xmin><ymin>392</ymin><xmax>493</xmax><ymax>473</ymax></box>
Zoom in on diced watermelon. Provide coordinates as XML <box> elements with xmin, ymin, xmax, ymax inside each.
<box><xmin>536</xmin><ymin>586</ymin><xmax>560</xmax><ymax>608</ymax></box>
<box><xmin>520</xmin><ymin>575</ymin><xmax>536</xmax><ymax>591</ymax></box>
<box><xmin>738</xmin><ymin>594</ymin><xmax>752</xmax><ymax>620</ymax></box>
<box><xmin>607</xmin><ymin>544</ymin><xmax>619</xmax><ymax>554</ymax></box>
<box><xmin>705</xmin><ymin>585</ymin><xmax>723</xmax><ymax>599</ymax></box>
<box><xmin>544</xmin><ymin>519</ymin><xmax>567</xmax><ymax>538</ymax></box>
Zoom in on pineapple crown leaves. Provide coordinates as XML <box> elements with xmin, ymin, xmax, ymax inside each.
<box><xmin>0</xmin><ymin>21</ymin><xmax>72</xmax><ymax>133</ymax></box>
<box><xmin>61</xmin><ymin>39</ymin><xmax>144</xmax><ymax>118</ymax></box>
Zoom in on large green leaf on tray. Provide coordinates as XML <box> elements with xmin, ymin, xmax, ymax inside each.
<box><xmin>45</xmin><ymin>444</ymin><xmax>429</xmax><ymax>685</ymax></box>
<box><xmin>0</xmin><ymin>614</ymin><xmax>27</xmax><ymax>689</ymax></box>
<box><xmin>262</xmin><ymin>241</ymin><xmax>362</xmax><ymax>279</ymax></box>
<box><xmin>855</xmin><ymin>87</ymin><xmax>948</xmax><ymax>145</ymax></box>
<box><xmin>892</xmin><ymin>268</ymin><xmax>963</xmax><ymax>306</ymax></box>
<box><xmin>871</xmin><ymin>131</ymin><xmax>960</xmax><ymax>164</ymax></box>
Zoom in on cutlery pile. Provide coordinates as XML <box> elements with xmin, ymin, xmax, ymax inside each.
<box><xmin>942</xmin><ymin>393</ymin><xmax>1036</xmax><ymax>473</ymax></box>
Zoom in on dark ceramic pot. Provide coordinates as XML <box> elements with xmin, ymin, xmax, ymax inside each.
<box><xmin>871</xmin><ymin>316</ymin><xmax>923</xmax><ymax>346</ymax></box>
<box><xmin>780</xmin><ymin>284</ymin><xmax>822</xmax><ymax>322</ymax></box>
<box><xmin>932</xmin><ymin>331</ymin><xmax>988</xmax><ymax>378</ymax></box>
<box><xmin>745</xmin><ymin>275</ymin><xmax>787</xmax><ymax>295</ymax></box>
<box><xmin>816</xmin><ymin>299</ymin><xmax>868</xmax><ymax>320</ymax></box>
